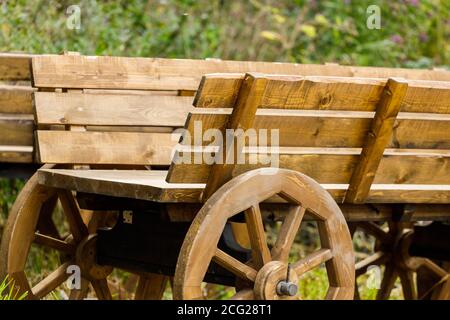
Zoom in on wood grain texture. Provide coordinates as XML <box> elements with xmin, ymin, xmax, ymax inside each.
<box><xmin>37</xmin><ymin>168</ymin><xmax>450</xmax><ymax>204</ymax></box>
<box><xmin>0</xmin><ymin>145</ymin><xmax>33</xmax><ymax>163</ymax></box>
<box><xmin>167</xmin><ymin>148</ymin><xmax>450</xmax><ymax>185</ymax></box>
<box><xmin>36</xmin><ymin>131</ymin><xmax>179</xmax><ymax>165</ymax></box>
<box><xmin>0</xmin><ymin>85</ymin><xmax>34</xmax><ymax>113</ymax></box>
<box><xmin>31</xmin><ymin>55</ymin><xmax>450</xmax><ymax>91</ymax></box>
<box><xmin>34</xmin><ymin>92</ymin><xmax>193</xmax><ymax>127</ymax></box>
<box><xmin>0</xmin><ymin>53</ymin><xmax>33</xmax><ymax>80</ymax></box>
<box><xmin>0</xmin><ymin>114</ymin><xmax>34</xmax><ymax>146</ymax></box>
<box><xmin>183</xmin><ymin>109</ymin><xmax>450</xmax><ymax>149</ymax></box>
<box><xmin>203</xmin><ymin>74</ymin><xmax>268</xmax><ymax>200</ymax></box>
<box><xmin>345</xmin><ymin>78</ymin><xmax>408</xmax><ymax>203</ymax></box>
<box><xmin>194</xmin><ymin>74</ymin><xmax>450</xmax><ymax>113</ymax></box>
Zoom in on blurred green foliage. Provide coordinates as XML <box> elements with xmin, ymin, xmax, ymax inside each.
<box><xmin>0</xmin><ymin>0</ymin><xmax>448</xmax><ymax>68</ymax></box>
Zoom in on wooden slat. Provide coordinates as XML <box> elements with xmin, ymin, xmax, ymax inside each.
<box><xmin>202</xmin><ymin>74</ymin><xmax>267</xmax><ymax>200</ymax></box>
<box><xmin>184</xmin><ymin>109</ymin><xmax>450</xmax><ymax>149</ymax></box>
<box><xmin>36</xmin><ymin>131</ymin><xmax>179</xmax><ymax>165</ymax></box>
<box><xmin>0</xmin><ymin>114</ymin><xmax>34</xmax><ymax>146</ymax></box>
<box><xmin>0</xmin><ymin>145</ymin><xmax>33</xmax><ymax>163</ymax></box>
<box><xmin>194</xmin><ymin>74</ymin><xmax>450</xmax><ymax>113</ymax></box>
<box><xmin>167</xmin><ymin>148</ymin><xmax>450</xmax><ymax>185</ymax></box>
<box><xmin>34</xmin><ymin>92</ymin><xmax>193</xmax><ymax>126</ymax></box>
<box><xmin>31</xmin><ymin>55</ymin><xmax>450</xmax><ymax>91</ymax></box>
<box><xmin>36</xmin><ymin>168</ymin><xmax>450</xmax><ymax>204</ymax></box>
<box><xmin>0</xmin><ymin>53</ymin><xmax>33</xmax><ymax>80</ymax></box>
<box><xmin>0</xmin><ymin>85</ymin><xmax>34</xmax><ymax>113</ymax></box>
<box><xmin>345</xmin><ymin>78</ymin><xmax>408</xmax><ymax>203</ymax></box>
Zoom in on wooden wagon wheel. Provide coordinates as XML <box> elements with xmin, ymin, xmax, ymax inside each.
<box><xmin>173</xmin><ymin>168</ymin><xmax>355</xmax><ymax>300</ymax></box>
<box><xmin>0</xmin><ymin>168</ymin><xmax>167</xmax><ymax>300</ymax></box>
<box><xmin>352</xmin><ymin>222</ymin><xmax>450</xmax><ymax>300</ymax></box>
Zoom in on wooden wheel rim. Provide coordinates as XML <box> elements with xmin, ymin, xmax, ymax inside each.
<box><xmin>173</xmin><ymin>168</ymin><xmax>355</xmax><ymax>300</ymax></box>
<box><xmin>0</xmin><ymin>168</ymin><xmax>114</xmax><ymax>299</ymax></box>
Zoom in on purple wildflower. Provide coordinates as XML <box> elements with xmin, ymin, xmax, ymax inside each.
<box><xmin>419</xmin><ymin>32</ymin><xmax>429</xmax><ymax>42</ymax></box>
<box><xmin>390</xmin><ymin>35</ymin><xmax>404</xmax><ymax>44</ymax></box>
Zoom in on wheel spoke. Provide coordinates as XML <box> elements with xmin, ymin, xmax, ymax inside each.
<box><xmin>355</xmin><ymin>251</ymin><xmax>390</xmax><ymax>276</ymax></box>
<box><xmin>399</xmin><ymin>270</ymin><xmax>418</xmax><ymax>300</ymax></box>
<box><xmin>376</xmin><ymin>263</ymin><xmax>398</xmax><ymax>300</ymax></box>
<box><xmin>32</xmin><ymin>261</ymin><xmax>72</xmax><ymax>299</ymax></box>
<box><xmin>231</xmin><ymin>288</ymin><xmax>254</xmax><ymax>300</ymax></box>
<box><xmin>244</xmin><ymin>203</ymin><xmax>271</xmax><ymax>269</ymax></box>
<box><xmin>357</xmin><ymin>222</ymin><xmax>391</xmax><ymax>244</ymax></box>
<box><xmin>135</xmin><ymin>274</ymin><xmax>168</xmax><ymax>300</ymax></box>
<box><xmin>271</xmin><ymin>206</ymin><xmax>306</xmax><ymax>262</ymax></box>
<box><xmin>293</xmin><ymin>248</ymin><xmax>333</xmax><ymax>275</ymax></box>
<box><xmin>34</xmin><ymin>233</ymin><xmax>76</xmax><ymax>255</ymax></box>
<box><xmin>91</xmin><ymin>278</ymin><xmax>112</xmax><ymax>300</ymax></box>
<box><xmin>10</xmin><ymin>272</ymin><xmax>33</xmax><ymax>299</ymax></box>
<box><xmin>69</xmin><ymin>277</ymin><xmax>90</xmax><ymax>300</ymax></box>
<box><xmin>213</xmin><ymin>249</ymin><xmax>257</xmax><ymax>283</ymax></box>
<box><xmin>58</xmin><ymin>190</ymin><xmax>88</xmax><ymax>242</ymax></box>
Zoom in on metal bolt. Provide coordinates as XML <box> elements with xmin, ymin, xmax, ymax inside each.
<box><xmin>276</xmin><ymin>263</ymin><xmax>298</xmax><ymax>296</ymax></box>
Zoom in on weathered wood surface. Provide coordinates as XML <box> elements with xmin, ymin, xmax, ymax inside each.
<box><xmin>0</xmin><ymin>85</ymin><xmax>34</xmax><ymax>113</ymax></box>
<box><xmin>345</xmin><ymin>79</ymin><xmax>409</xmax><ymax>203</ymax></box>
<box><xmin>32</xmin><ymin>55</ymin><xmax>450</xmax><ymax>91</ymax></box>
<box><xmin>0</xmin><ymin>114</ymin><xmax>34</xmax><ymax>146</ymax></box>
<box><xmin>167</xmin><ymin>148</ymin><xmax>450</xmax><ymax>185</ymax></box>
<box><xmin>37</xmin><ymin>168</ymin><xmax>450</xmax><ymax>204</ymax></box>
<box><xmin>0</xmin><ymin>146</ymin><xmax>33</xmax><ymax>163</ymax></box>
<box><xmin>36</xmin><ymin>131</ymin><xmax>179</xmax><ymax>165</ymax></box>
<box><xmin>0</xmin><ymin>53</ymin><xmax>34</xmax><ymax>81</ymax></box>
<box><xmin>194</xmin><ymin>74</ymin><xmax>450</xmax><ymax>114</ymax></box>
<box><xmin>34</xmin><ymin>92</ymin><xmax>193</xmax><ymax>127</ymax></box>
<box><xmin>182</xmin><ymin>109</ymin><xmax>450</xmax><ymax>148</ymax></box>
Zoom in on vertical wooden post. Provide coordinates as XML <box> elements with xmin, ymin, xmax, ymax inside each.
<box><xmin>344</xmin><ymin>78</ymin><xmax>408</xmax><ymax>204</ymax></box>
<box><xmin>201</xmin><ymin>73</ymin><xmax>268</xmax><ymax>201</ymax></box>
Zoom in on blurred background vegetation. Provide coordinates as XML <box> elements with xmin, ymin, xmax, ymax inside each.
<box><xmin>0</xmin><ymin>0</ymin><xmax>449</xmax><ymax>68</ymax></box>
<box><xmin>0</xmin><ymin>0</ymin><xmax>449</xmax><ymax>299</ymax></box>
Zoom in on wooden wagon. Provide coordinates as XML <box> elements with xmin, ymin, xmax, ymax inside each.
<box><xmin>1</xmin><ymin>54</ymin><xmax>450</xmax><ymax>300</ymax></box>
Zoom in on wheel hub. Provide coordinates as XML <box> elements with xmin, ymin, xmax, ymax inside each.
<box><xmin>75</xmin><ymin>234</ymin><xmax>113</xmax><ymax>280</ymax></box>
<box><xmin>254</xmin><ymin>261</ymin><xmax>299</xmax><ymax>300</ymax></box>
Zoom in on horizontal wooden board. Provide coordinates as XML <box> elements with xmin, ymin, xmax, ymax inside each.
<box><xmin>0</xmin><ymin>85</ymin><xmax>34</xmax><ymax>113</ymax></box>
<box><xmin>0</xmin><ymin>114</ymin><xmax>34</xmax><ymax>146</ymax></box>
<box><xmin>166</xmin><ymin>148</ymin><xmax>450</xmax><ymax>184</ymax></box>
<box><xmin>184</xmin><ymin>109</ymin><xmax>450</xmax><ymax>149</ymax></box>
<box><xmin>0</xmin><ymin>145</ymin><xmax>33</xmax><ymax>163</ymax></box>
<box><xmin>31</xmin><ymin>55</ymin><xmax>450</xmax><ymax>91</ymax></box>
<box><xmin>36</xmin><ymin>131</ymin><xmax>179</xmax><ymax>165</ymax></box>
<box><xmin>194</xmin><ymin>74</ymin><xmax>450</xmax><ymax>113</ymax></box>
<box><xmin>0</xmin><ymin>53</ymin><xmax>33</xmax><ymax>80</ymax></box>
<box><xmin>37</xmin><ymin>168</ymin><xmax>450</xmax><ymax>204</ymax></box>
<box><xmin>34</xmin><ymin>92</ymin><xmax>193</xmax><ymax>126</ymax></box>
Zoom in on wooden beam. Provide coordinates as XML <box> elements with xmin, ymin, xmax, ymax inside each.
<box><xmin>201</xmin><ymin>73</ymin><xmax>267</xmax><ymax>200</ymax></box>
<box><xmin>345</xmin><ymin>78</ymin><xmax>409</xmax><ymax>203</ymax></box>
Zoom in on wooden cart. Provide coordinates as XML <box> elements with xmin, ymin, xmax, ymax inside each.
<box><xmin>1</xmin><ymin>54</ymin><xmax>450</xmax><ymax>300</ymax></box>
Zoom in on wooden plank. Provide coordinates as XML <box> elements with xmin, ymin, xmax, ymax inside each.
<box><xmin>0</xmin><ymin>114</ymin><xmax>34</xmax><ymax>146</ymax></box>
<box><xmin>34</xmin><ymin>92</ymin><xmax>193</xmax><ymax>127</ymax></box>
<box><xmin>202</xmin><ymin>74</ymin><xmax>266</xmax><ymax>200</ymax></box>
<box><xmin>194</xmin><ymin>74</ymin><xmax>450</xmax><ymax>113</ymax></box>
<box><xmin>0</xmin><ymin>53</ymin><xmax>33</xmax><ymax>80</ymax></box>
<box><xmin>36</xmin><ymin>168</ymin><xmax>450</xmax><ymax>204</ymax></box>
<box><xmin>31</xmin><ymin>55</ymin><xmax>450</xmax><ymax>91</ymax></box>
<box><xmin>345</xmin><ymin>78</ymin><xmax>408</xmax><ymax>203</ymax></box>
<box><xmin>167</xmin><ymin>148</ymin><xmax>450</xmax><ymax>185</ymax></box>
<box><xmin>36</xmin><ymin>131</ymin><xmax>179</xmax><ymax>165</ymax></box>
<box><xmin>184</xmin><ymin>109</ymin><xmax>450</xmax><ymax>149</ymax></box>
<box><xmin>0</xmin><ymin>145</ymin><xmax>33</xmax><ymax>163</ymax></box>
<box><xmin>0</xmin><ymin>85</ymin><xmax>34</xmax><ymax>113</ymax></box>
